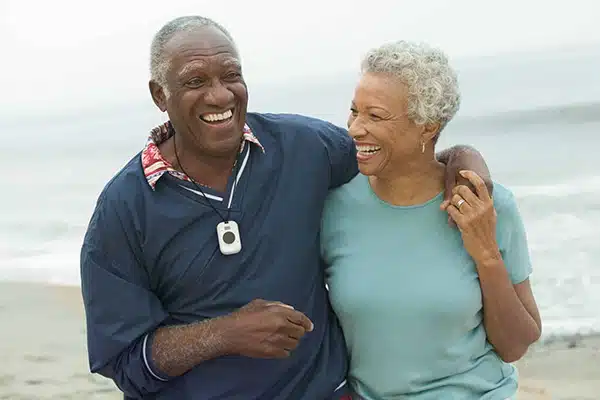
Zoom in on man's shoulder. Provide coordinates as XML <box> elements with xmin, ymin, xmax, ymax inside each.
<box><xmin>98</xmin><ymin>152</ymin><xmax>147</xmax><ymax>206</ymax></box>
<box><xmin>246</xmin><ymin>112</ymin><xmax>353</xmax><ymax>162</ymax></box>
<box><xmin>247</xmin><ymin>112</ymin><xmax>347</xmax><ymax>135</ymax></box>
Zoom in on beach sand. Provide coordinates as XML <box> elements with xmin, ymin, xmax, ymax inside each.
<box><xmin>0</xmin><ymin>282</ymin><xmax>598</xmax><ymax>400</ymax></box>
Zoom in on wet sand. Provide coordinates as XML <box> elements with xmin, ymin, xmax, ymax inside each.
<box><xmin>0</xmin><ymin>281</ymin><xmax>598</xmax><ymax>399</ymax></box>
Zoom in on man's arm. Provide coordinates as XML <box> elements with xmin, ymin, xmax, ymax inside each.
<box><xmin>81</xmin><ymin>193</ymin><xmax>171</xmax><ymax>397</ymax></box>
<box><xmin>436</xmin><ymin>145</ymin><xmax>493</xmax><ymax>202</ymax></box>
<box><xmin>81</xmin><ymin>193</ymin><xmax>313</xmax><ymax>397</ymax></box>
<box><xmin>314</xmin><ymin>121</ymin><xmax>359</xmax><ymax>189</ymax></box>
<box><xmin>150</xmin><ymin>299</ymin><xmax>313</xmax><ymax>377</ymax></box>
<box><xmin>317</xmin><ymin>122</ymin><xmax>491</xmax><ymax>195</ymax></box>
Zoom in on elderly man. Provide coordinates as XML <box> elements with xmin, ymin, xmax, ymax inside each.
<box><xmin>80</xmin><ymin>16</ymin><xmax>492</xmax><ymax>400</ymax></box>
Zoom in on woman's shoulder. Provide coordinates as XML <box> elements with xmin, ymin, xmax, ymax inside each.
<box><xmin>491</xmin><ymin>182</ymin><xmax>527</xmax><ymax>238</ymax></box>
<box><xmin>491</xmin><ymin>182</ymin><xmax>519</xmax><ymax>213</ymax></box>
<box><xmin>325</xmin><ymin>174</ymin><xmax>369</xmax><ymax>204</ymax></box>
<box><xmin>322</xmin><ymin>174</ymin><xmax>371</xmax><ymax>226</ymax></box>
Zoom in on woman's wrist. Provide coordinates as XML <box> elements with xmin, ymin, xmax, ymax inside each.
<box><xmin>474</xmin><ymin>249</ymin><xmax>503</xmax><ymax>269</ymax></box>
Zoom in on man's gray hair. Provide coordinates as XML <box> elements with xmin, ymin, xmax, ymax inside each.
<box><xmin>361</xmin><ymin>41</ymin><xmax>461</xmax><ymax>131</ymax></box>
<box><xmin>150</xmin><ymin>16</ymin><xmax>236</xmax><ymax>86</ymax></box>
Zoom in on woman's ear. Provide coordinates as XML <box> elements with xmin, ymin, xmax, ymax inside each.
<box><xmin>421</xmin><ymin>122</ymin><xmax>441</xmax><ymax>144</ymax></box>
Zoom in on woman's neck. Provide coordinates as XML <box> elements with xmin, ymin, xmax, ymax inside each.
<box><xmin>369</xmin><ymin>159</ymin><xmax>446</xmax><ymax>206</ymax></box>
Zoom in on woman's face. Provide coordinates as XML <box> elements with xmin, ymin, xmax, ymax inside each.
<box><xmin>347</xmin><ymin>72</ymin><xmax>427</xmax><ymax>178</ymax></box>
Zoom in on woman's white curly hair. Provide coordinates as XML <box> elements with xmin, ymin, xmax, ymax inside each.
<box><xmin>361</xmin><ymin>41</ymin><xmax>461</xmax><ymax>133</ymax></box>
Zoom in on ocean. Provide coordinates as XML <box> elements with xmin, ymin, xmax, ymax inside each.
<box><xmin>1</xmin><ymin>45</ymin><xmax>599</xmax><ymax>338</ymax></box>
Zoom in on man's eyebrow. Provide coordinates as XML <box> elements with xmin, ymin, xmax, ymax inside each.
<box><xmin>177</xmin><ymin>59</ymin><xmax>241</xmax><ymax>79</ymax></box>
<box><xmin>223</xmin><ymin>59</ymin><xmax>242</xmax><ymax>68</ymax></box>
<box><xmin>177</xmin><ymin>62</ymin><xmax>206</xmax><ymax>78</ymax></box>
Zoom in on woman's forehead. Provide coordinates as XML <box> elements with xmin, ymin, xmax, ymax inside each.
<box><xmin>354</xmin><ymin>73</ymin><xmax>408</xmax><ymax>108</ymax></box>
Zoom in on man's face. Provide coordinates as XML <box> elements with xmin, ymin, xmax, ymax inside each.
<box><xmin>151</xmin><ymin>26</ymin><xmax>248</xmax><ymax>157</ymax></box>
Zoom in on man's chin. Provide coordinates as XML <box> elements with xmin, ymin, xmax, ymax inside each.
<box><xmin>208</xmin><ymin>134</ymin><xmax>245</xmax><ymax>157</ymax></box>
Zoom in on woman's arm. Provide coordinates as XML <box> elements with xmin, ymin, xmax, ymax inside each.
<box><xmin>443</xmin><ymin>170</ymin><xmax>542</xmax><ymax>362</ymax></box>
<box><xmin>475</xmin><ymin>258</ymin><xmax>541</xmax><ymax>362</ymax></box>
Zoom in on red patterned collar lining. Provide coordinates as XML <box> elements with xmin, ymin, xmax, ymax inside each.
<box><xmin>141</xmin><ymin>121</ymin><xmax>264</xmax><ymax>189</ymax></box>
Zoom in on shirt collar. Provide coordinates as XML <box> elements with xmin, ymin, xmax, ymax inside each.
<box><xmin>141</xmin><ymin>121</ymin><xmax>264</xmax><ymax>189</ymax></box>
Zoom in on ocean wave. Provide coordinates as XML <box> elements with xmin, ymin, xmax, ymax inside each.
<box><xmin>511</xmin><ymin>175</ymin><xmax>600</xmax><ymax>198</ymax></box>
<box><xmin>456</xmin><ymin>102</ymin><xmax>600</xmax><ymax>127</ymax></box>
<box><xmin>1</xmin><ymin>219</ymin><xmax>86</xmax><ymax>241</ymax></box>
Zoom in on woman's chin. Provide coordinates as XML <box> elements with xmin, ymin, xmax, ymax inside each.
<box><xmin>358</xmin><ymin>164</ymin><xmax>379</xmax><ymax>177</ymax></box>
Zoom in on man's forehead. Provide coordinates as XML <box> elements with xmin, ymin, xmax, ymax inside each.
<box><xmin>177</xmin><ymin>57</ymin><xmax>241</xmax><ymax>77</ymax></box>
<box><xmin>166</xmin><ymin>26</ymin><xmax>236</xmax><ymax>56</ymax></box>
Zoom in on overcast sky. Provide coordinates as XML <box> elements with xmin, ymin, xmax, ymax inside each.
<box><xmin>2</xmin><ymin>0</ymin><xmax>599</xmax><ymax>117</ymax></box>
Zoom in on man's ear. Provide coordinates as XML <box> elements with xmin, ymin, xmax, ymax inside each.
<box><xmin>149</xmin><ymin>80</ymin><xmax>167</xmax><ymax>112</ymax></box>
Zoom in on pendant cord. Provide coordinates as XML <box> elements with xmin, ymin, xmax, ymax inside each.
<box><xmin>173</xmin><ymin>134</ymin><xmax>240</xmax><ymax>222</ymax></box>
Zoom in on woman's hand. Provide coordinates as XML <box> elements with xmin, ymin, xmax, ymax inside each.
<box><xmin>437</xmin><ymin>146</ymin><xmax>493</xmax><ymax>228</ymax></box>
<box><xmin>441</xmin><ymin>170</ymin><xmax>501</xmax><ymax>265</ymax></box>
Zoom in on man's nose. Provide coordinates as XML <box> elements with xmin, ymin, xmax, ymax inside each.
<box><xmin>204</xmin><ymin>79</ymin><xmax>234</xmax><ymax>107</ymax></box>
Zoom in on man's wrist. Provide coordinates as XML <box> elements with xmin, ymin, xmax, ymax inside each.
<box><xmin>207</xmin><ymin>314</ymin><xmax>239</xmax><ymax>357</ymax></box>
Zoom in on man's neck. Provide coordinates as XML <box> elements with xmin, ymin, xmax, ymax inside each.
<box><xmin>160</xmin><ymin>136</ymin><xmax>238</xmax><ymax>192</ymax></box>
<box><xmin>369</xmin><ymin>158</ymin><xmax>445</xmax><ymax>206</ymax></box>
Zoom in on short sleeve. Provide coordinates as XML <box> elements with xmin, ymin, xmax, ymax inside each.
<box><xmin>80</xmin><ymin>191</ymin><xmax>171</xmax><ymax>397</ymax></box>
<box><xmin>495</xmin><ymin>187</ymin><xmax>533</xmax><ymax>284</ymax></box>
<box><xmin>315</xmin><ymin>122</ymin><xmax>359</xmax><ymax>189</ymax></box>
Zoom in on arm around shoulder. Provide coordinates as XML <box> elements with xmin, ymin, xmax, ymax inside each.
<box><xmin>316</xmin><ymin>121</ymin><xmax>359</xmax><ymax>189</ymax></box>
<box><xmin>437</xmin><ymin>145</ymin><xmax>493</xmax><ymax>198</ymax></box>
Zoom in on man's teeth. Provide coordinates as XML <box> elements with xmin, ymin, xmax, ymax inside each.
<box><xmin>356</xmin><ymin>145</ymin><xmax>381</xmax><ymax>154</ymax></box>
<box><xmin>201</xmin><ymin>109</ymin><xmax>233</xmax><ymax>122</ymax></box>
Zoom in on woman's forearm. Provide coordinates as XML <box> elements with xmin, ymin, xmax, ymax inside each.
<box><xmin>476</xmin><ymin>257</ymin><xmax>541</xmax><ymax>362</ymax></box>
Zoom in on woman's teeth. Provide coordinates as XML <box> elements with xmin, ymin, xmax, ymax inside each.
<box><xmin>356</xmin><ymin>145</ymin><xmax>381</xmax><ymax>154</ymax></box>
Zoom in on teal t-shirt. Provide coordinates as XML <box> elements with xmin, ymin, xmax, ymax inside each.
<box><xmin>321</xmin><ymin>174</ymin><xmax>532</xmax><ymax>400</ymax></box>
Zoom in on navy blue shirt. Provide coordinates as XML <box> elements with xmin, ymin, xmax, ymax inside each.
<box><xmin>80</xmin><ymin>113</ymin><xmax>358</xmax><ymax>399</ymax></box>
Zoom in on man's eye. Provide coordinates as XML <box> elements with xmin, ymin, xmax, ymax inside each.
<box><xmin>224</xmin><ymin>72</ymin><xmax>241</xmax><ymax>80</ymax></box>
<box><xmin>187</xmin><ymin>78</ymin><xmax>204</xmax><ymax>87</ymax></box>
<box><xmin>370</xmin><ymin>113</ymin><xmax>381</xmax><ymax>120</ymax></box>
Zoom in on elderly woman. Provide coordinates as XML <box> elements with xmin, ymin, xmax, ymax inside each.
<box><xmin>321</xmin><ymin>41</ymin><xmax>542</xmax><ymax>400</ymax></box>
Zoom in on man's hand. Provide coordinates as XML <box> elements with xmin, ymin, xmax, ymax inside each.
<box><xmin>437</xmin><ymin>145</ymin><xmax>493</xmax><ymax>226</ymax></box>
<box><xmin>151</xmin><ymin>299</ymin><xmax>314</xmax><ymax>377</ymax></box>
<box><xmin>223</xmin><ymin>299</ymin><xmax>314</xmax><ymax>359</ymax></box>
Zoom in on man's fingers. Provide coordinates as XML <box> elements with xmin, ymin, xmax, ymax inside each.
<box><xmin>267</xmin><ymin>301</ymin><xmax>295</xmax><ymax>310</ymax></box>
<box><xmin>277</xmin><ymin>336</ymin><xmax>299</xmax><ymax>351</ymax></box>
<box><xmin>285</xmin><ymin>323</ymin><xmax>307</xmax><ymax>340</ymax></box>
<box><xmin>286</xmin><ymin>310</ymin><xmax>314</xmax><ymax>332</ymax></box>
<box><xmin>263</xmin><ymin>301</ymin><xmax>313</xmax><ymax>332</ymax></box>
<box><xmin>267</xmin><ymin>347</ymin><xmax>291</xmax><ymax>359</ymax></box>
